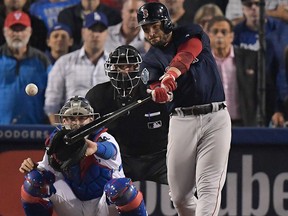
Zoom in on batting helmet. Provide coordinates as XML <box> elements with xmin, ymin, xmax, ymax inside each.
<box><xmin>104</xmin><ymin>45</ymin><xmax>142</xmax><ymax>98</ymax></box>
<box><xmin>137</xmin><ymin>2</ymin><xmax>173</xmax><ymax>34</ymax></box>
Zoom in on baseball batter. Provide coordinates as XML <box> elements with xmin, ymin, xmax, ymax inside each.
<box><xmin>19</xmin><ymin>96</ymin><xmax>148</xmax><ymax>216</ymax></box>
<box><xmin>137</xmin><ymin>2</ymin><xmax>231</xmax><ymax>216</ymax></box>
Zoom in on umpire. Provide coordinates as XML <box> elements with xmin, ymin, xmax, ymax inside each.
<box><xmin>85</xmin><ymin>45</ymin><xmax>169</xmax><ymax>184</ymax></box>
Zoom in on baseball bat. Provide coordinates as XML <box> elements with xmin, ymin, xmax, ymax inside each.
<box><xmin>64</xmin><ymin>96</ymin><xmax>151</xmax><ymax>144</ymax></box>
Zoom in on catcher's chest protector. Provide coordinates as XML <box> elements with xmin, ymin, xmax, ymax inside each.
<box><xmin>63</xmin><ymin>156</ymin><xmax>113</xmax><ymax>201</ymax></box>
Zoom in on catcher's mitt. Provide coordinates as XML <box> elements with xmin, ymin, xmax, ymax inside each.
<box><xmin>47</xmin><ymin>128</ymin><xmax>87</xmax><ymax>172</ymax></box>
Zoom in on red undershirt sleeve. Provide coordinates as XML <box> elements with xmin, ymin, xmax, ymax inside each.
<box><xmin>169</xmin><ymin>37</ymin><xmax>203</xmax><ymax>74</ymax></box>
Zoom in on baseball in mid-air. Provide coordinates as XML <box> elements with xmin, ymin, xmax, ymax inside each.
<box><xmin>25</xmin><ymin>83</ymin><xmax>38</xmax><ymax>96</ymax></box>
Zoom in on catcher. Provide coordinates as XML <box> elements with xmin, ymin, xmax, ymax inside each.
<box><xmin>19</xmin><ymin>96</ymin><xmax>147</xmax><ymax>216</ymax></box>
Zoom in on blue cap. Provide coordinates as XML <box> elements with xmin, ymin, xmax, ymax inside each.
<box><xmin>48</xmin><ymin>23</ymin><xmax>72</xmax><ymax>38</ymax></box>
<box><xmin>83</xmin><ymin>12</ymin><xmax>108</xmax><ymax>29</ymax></box>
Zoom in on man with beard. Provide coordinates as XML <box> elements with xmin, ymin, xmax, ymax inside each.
<box><xmin>0</xmin><ymin>11</ymin><xmax>51</xmax><ymax>124</ymax></box>
<box><xmin>137</xmin><ymin>2</ymin><xmax>231</xmax><ymax>215</ymax></box>
<box><xmin>0</xmin><ymin>0</ymin><xmax>48</xmax><ymax>51</ymax></box>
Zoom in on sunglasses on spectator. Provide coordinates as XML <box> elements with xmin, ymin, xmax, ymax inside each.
<box><xmin>210</xmin><ymin>29</ymin><xmax>230</xmax><ymax>36</ymax></box>
<box><xmin>242</xmin><ymin>1</ymin><xmax>260</xmax><ymax>7</ymax></box>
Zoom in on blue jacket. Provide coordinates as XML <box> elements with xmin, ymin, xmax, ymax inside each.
<box><xmin>0</xmin><ymin>44</ymin><xmax>51</xmax><ymax>124</ymax></box>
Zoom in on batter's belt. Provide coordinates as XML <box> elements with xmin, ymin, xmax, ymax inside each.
<box><xmin>172</xmin><ymin>102</ymin><xmax>226</xmax><ymax>116</ymax></box>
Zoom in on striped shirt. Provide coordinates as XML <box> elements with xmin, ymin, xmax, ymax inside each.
<box><xmin>44</xmin><ymin>47</ymin><xmax>110</xmax><ymax>115</ymax></box>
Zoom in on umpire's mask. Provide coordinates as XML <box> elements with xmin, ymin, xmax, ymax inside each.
<box><xmin>104</xmin><ymin>45</ymin><xmax>142</xmax><ymax>98</ymax></box>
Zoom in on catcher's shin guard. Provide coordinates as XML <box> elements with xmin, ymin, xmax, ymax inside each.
<box><xmin>21</xmin><ymin>169</ymin><xmax>55</xmax><ymax>216</ymax></box>
<box><xmin>21</xmin><ymin>193</ymin><xmax>53</xmax><ymax>216</ymax></box>
<box><xmin>104</xmin><ymin>178</ymin><xmax>148</xmax><ymax>216</ymax></box>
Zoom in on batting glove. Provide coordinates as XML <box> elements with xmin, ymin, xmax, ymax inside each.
<box><xmin>160</xmin><ymin>67</ymin><xmax>181</xmax><ymax>92</ymax></box>
<box><xmin>147</xmin><ymin>87</ymin><xmax>173</xmax><ymax>103</ymax></box>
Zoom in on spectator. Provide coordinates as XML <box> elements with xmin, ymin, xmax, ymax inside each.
<box><xmin>226</xmin><ymin>0</ymin><xmax>288</xmax><ymax>25</ymax></box>
<box><xmin>207</xmin><ymin>16</ymin><xmax>264</xmax><ymax>126</ymax></box>
<box><xmin>185</xmin><ymin>0</ymin><xmax>228</xmax><ymax>23</ymax></box>
<box><xmin>193</xmin><ymin>3</ymin><xmax>224</xmax><ymax>33</ymax></box>
<box><xmin>0</xmin><ymin>11</ymin><xmax>51</xmax><ymax>124</ymax></box>
<box><xmin>100</xmin><ymin>0</ymin><xmax>155</xmax><ymax>11</ymax></box>
<box><xmin>45</xmin><ymin>12</ymin><xmax>110</xmax><ymax>124</ymax></box>
<box><xmin>233</xmin><ymin>0</ymin><xmax>284</xmax><ymax>51</ymax></box>
<box><xmin>234</xmin><ymin>0</ymin><xmax>288</xmax><ymax>126</ymax></box>
<box><xmin>266</xmin><ymin>0</ymin><xmax>288</xmax><ymax>22</ymax></box>
<box><xmin>105</xmin><ymin>0</ymin><xmax>146</xmax><ymax>56</ymax></box>
<box><xmin>100</xmin><ymin>0</ymin><xmax>124</xmax><ymax>11</ymax></box>
<box><xmin>29</xmin><ymin>0</ymin><xmax>80</xmax><ymax>30</ymax></box>
<box><xmin>58</xmin><ymin>0</ymin><xmax>122</xmax><ymax>50</ymax></box>
<box><xmin>207</xmin><ymin>16</ymin><xmax>242</xmax><ymax>126</ymax></box>
<box><xmin>225</xmin><ymin>0</ymin><xmax>245</xmax><ymax>25</ymax></box>
<box><xmin>19</xmin><ymin>96</ymin><xmax>147</xmax><ymax>216</ymax></box>
<box><xmin>232</xmin><ymin>0</ymin><xmax>263</xmax><ymax>50</ymax></box>
<box><xmin>266</xmin><ymin>22</ymin><xmax>288</xmax><ymax>127</ymax></box>
<box><xmin>0</xmin><ymin>0</ymin><xmax>48</xmax><ymax>51</ymax></box>
<box><xmin>45</xmin><ymin>23</ymin><xmax>74</xmax><ymax>65</ymax></box>
<box><xmin>86</xmin><ymin>45</ymin><xmax>169</xmax><ymax>184</ymax></box>
<box><xmin>159</xmin><ymin>0</ymin><xmax>193</xmax><ymax>27</ymax></box>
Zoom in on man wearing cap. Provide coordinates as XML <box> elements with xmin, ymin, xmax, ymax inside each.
<box><xmin>45</xmin><ymin>11</ymin><xmax>110</xmax><ymax>124</ymax></box>
<box><xmin>0</xmin><ymin>11</ymin><xmax>51</xmax><ymax>124</ymax></box>
<box><xmin>58</xmin><ymin>0</ymin><xmax>121</xmax><ymax>50</ymax></box>
<box><xmin>0</xmin><ymin>0</ymin><xmax>48</xmax><ymax>51</ymax></box>
<box><xmin>46</xmin><ymin>22</ymin><xmax>73</xmax><ymax>65</ymax></box>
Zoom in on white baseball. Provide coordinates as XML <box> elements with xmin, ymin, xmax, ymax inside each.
<box><xmin>25</xmin><ymin>83</ymin><xmax>38</xmax><ymax>96</ymax></box>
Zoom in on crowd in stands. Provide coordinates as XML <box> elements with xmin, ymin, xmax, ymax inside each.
<box><xmin>1</xmin><ymin>0</ymin><xmax>288</xmax><ymax>127</ymax></box>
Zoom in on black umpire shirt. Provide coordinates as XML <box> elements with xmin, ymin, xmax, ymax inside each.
<box><xmin>85</xmin><ymin>81</ymin><xmax>169</xmax><ymax>156</ymax></box>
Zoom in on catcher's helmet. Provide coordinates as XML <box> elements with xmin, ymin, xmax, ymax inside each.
<box><xmin>58</xmin><ymin>96</ymin><xmax>98</xmax><ymax>118</ymax></box>
<box><xmin>105</xmin><ymin>45</ymin><xmax>142</xmax><ymax>98</ymax></box>
<box><xmin>137</xmin><ymin>2</ymin><xmax>173</xmax><ymax>34</ymax></box>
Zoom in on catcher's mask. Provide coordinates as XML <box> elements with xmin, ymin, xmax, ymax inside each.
<box><xmin>56</xmin><ymin>96</ymin><xmax>99</xmax><ymax>129</ymax></box>
<box><xmin>105</xmin><ymin>45</ymin><xmax>142</xmax><ymax>98</ymax></box>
